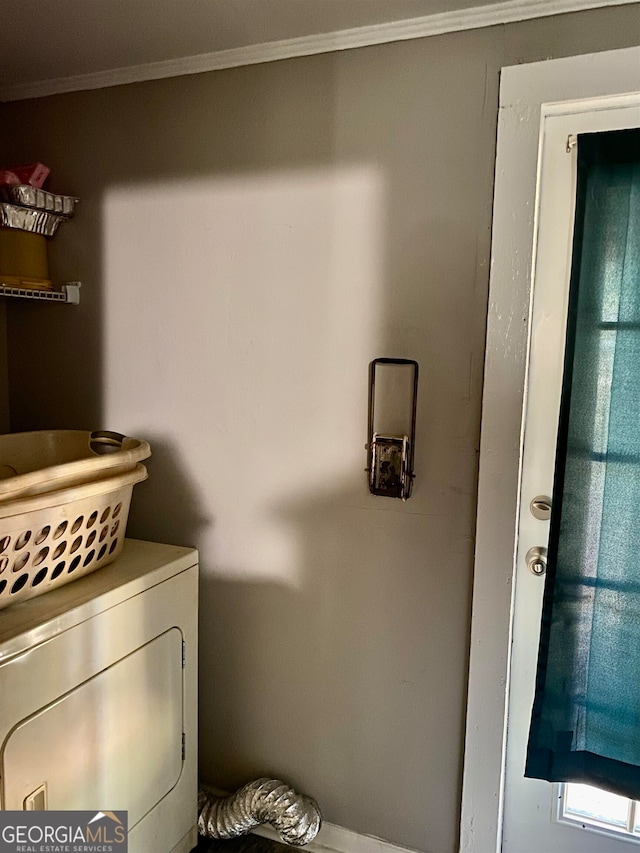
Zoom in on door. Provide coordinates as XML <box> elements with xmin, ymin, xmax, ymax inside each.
<box><xmin>501</xmin><ymin>103</ymin><xmax>640</xmax><ymax>851</ymax></box>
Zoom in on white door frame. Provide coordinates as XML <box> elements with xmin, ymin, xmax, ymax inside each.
<box><xmin>459</xmin><ymin>45</ymin><xmax>640</xmax><ymax>853</ymax></box>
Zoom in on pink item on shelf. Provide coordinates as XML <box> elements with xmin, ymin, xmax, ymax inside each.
<box><xmin>6</xmin><ymin>163</ymin><xmax>50</xmax><ymax>188</ymax></box>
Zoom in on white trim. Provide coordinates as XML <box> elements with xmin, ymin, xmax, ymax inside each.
<box><xmin>459</xmin><ymin>45</ymin><xmax>640</xmax><ymax>853</ymax></box>
<box><xmin>252</xmin><ymin>820</ymin><xmax>420</xmax><ymax>853</ymax></box>
<box><xmin>0</xmin><ymin>0</ymin><xmax>634</xmax><ymax>101</ymax></box>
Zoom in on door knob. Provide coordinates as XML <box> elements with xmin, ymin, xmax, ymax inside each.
<box><xmin>526</xmin><ymin>546</ymin><xmax>547</xmax><ymax>576</ymax></box>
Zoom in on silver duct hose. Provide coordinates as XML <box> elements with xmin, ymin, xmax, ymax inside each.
<box><xmin>198</xmin><ymin>778</ymin><xmax>322</xmax><ymax>846</ymax></box>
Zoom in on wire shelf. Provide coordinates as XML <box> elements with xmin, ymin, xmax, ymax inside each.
<box><xmin>0</xmin><ymin>282</ymin><xmax>80</xmax><ymax>304</ymax></box>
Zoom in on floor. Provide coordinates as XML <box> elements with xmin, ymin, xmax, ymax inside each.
<box><xmin>195</xmin><ymin>833</ymin><xmax>294</xmax><ymax>853</ymax></box>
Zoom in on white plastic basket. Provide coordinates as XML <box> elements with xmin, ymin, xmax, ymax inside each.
<box><xmin>0</xmin><ymin>430</ymin><xmax>151</xmax><ymax>502</ymax></box>
<box><xmin>0</xmin><ymin>464</ymin><xmax>147</xmax><ymax>610</ymax></box>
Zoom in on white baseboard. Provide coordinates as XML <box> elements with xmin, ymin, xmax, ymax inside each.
<box><xmin>252</xmin><ymin>821</ymin><xmax>421</xmax><ymax>853</ymax></box>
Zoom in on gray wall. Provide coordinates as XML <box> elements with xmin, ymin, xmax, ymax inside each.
<box><xmin>2</xmin><ymin>7</ymin><xmax>640</xmax><ymax>852</ymax></box>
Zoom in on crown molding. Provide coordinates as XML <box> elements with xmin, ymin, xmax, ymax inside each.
<box><xmin>0</xmin><ymin>0</ymin><xmax>634</xmax><ymax>101</ymax></box>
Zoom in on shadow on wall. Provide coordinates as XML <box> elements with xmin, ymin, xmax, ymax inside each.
<box><xmin>197</xmin><ymin>466</ymin><xmax>476</xmax><ymax>849</ymax></box>
<box><xmin>126</xmin><ymin>434</ymin><xmax>212</xmax><ymax>550</ymax></box>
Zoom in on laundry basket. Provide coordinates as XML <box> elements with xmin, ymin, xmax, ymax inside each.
<box><xmin>0</xmin><ymin>464</ymin><xmax>147</xmax><ymax>610</ymax></box>
<box><xmin>0</xmin><ymin>430</ymin><xmax>151</xmax><ymax>502</ymax></box>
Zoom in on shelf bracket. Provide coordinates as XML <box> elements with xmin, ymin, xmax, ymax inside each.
<box><xmin>62</xmin><ymin>282</ymin><xmax>81</xmax><ymax>304</ymax></box>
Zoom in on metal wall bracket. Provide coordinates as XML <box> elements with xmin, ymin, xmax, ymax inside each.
<box><xmin>366</xmin><ymin>358</ymin><xmax>419</xmax><ymax>500</ymax></box>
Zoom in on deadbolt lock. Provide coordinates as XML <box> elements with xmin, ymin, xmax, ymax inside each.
<box><xmin>530</xmin><ymin>496</ymin><xmax>552</xmax><ymax>521</ymax></box>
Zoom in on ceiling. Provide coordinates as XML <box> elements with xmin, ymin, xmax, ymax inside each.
<box><xmin>0</xmin><ymin>0</ymin><xmax>628</xmax><ymax>100</ymax></box>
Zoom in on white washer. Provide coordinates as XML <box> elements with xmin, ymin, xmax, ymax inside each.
<box><xmin>0</xmin><ymin>538</ymin><xmax>198</xmax><ymax>853</ymax></box>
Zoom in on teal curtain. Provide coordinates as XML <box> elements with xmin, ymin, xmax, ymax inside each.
<box><xmin>526</xmin><ymin>129</ymin><xmax>640</xmax><ymax>797</ymax></box>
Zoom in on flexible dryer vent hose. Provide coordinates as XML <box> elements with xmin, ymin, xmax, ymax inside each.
<box><xmin>198</xmin><ymin>778</ymin><xmax>322</xmax><ymax>846</ymax></box>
